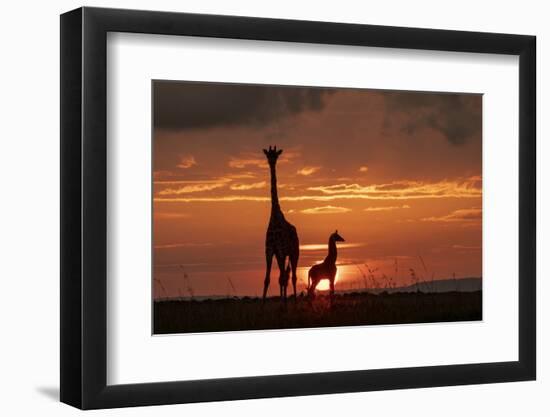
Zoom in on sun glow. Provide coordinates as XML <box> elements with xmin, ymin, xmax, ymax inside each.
<box><xmin>300</xmin><ymin>243</ymin><xmax>365</xmax><ymax>251</ymax></box>
<box><xmin>315</xmin><ymin>269</ymin><xmax>341</xmax><ymax>291</ymax></box>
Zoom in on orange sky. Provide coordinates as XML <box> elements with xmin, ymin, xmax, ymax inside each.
<box><xmin>153</xmin><ymin>81</ymin><xmax>482</xmax><ymax>299</ymax></box>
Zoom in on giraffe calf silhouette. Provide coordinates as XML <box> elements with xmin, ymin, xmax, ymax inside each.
<box><xmin>307</xmin><ymin>230</ymin><xmax>345</xmax><ymax>300</ymax></box>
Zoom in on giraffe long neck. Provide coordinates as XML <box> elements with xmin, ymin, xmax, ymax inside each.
<box><xmin>326</xmin><ymin>238</ymin><xmax>337</xmax><ymax>264</ymax></box>
<box><xmin>269</xmin><ymin>163</ymin><xmax>280</xmax><ymax>212</ymax></box>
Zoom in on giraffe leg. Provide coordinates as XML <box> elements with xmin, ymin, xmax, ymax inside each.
<box><xmin>278</xmin><ymin>268</ymin><xmax>284</xmax><ymax>298</ymax></box>
<box><xmin>290</xmin><ymin>253</ymin><xmax>298</xmax><ymax>301</ymax></box>
<box><xmin>328</xmin><ymin>275</ymin><xmax>336</xmax><ymax>309</ymax></box>
<box><xmin>309</xmin><ymin>278</ymin><xmax>319</xmax><ymax>299</ymax></box>
<box><xmin>263</xmin><ymin>252</ymin><xmax>273</xmax><ymax>301</ymax></box>
<box><xmin>275</xmin><ymin>254</ymin><xmax>286</xmax><ymax>303</ymax></box>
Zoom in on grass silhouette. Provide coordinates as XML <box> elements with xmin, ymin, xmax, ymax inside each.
<box><xmin>154</xmin><ymin>290</ymin><xmax>482</xmax><ymax>334</ymax></box>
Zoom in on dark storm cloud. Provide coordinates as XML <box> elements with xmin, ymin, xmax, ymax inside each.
<box><xmin>383</xmin><ymin>92</ymin><xmax>482</xmax><ymax>145</ymax></box>
<box><xmin>154</xmin><ymin>81</ymin><xmax>332</xmax><ymax>130</ymax></box>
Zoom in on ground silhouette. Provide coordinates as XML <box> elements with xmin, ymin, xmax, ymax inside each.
<box><xmin>154</xmin><ymin>290</ymin><xmax>482</xmax><ymax>334</ymax></box>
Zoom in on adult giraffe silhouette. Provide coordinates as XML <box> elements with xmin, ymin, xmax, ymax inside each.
<box><xmin>262</xmin><ymin>146</ymin><xmax>299</xmax><ymax>302</ymax></box>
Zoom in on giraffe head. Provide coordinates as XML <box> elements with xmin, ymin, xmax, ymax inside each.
<box><xmin>263</xmin><ymin>145</ymin><xmax>283</xmax><ymax>166</ymax></box>
<box><xmin>331</xmin><ymin>230</ymin><xmax>345</xmax><ymax>242</ymax></box>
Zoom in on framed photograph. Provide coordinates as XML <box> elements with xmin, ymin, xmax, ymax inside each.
<box><xmin>60</xmin><ymin>6</ymin><xmax>536</xmax><ymax>409</ymax></box>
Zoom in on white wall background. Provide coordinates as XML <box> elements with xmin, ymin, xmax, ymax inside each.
<box><xmin>0</xmin><ymin>0</ymin><xmax>545</xmax><ymax>415</ymax></box>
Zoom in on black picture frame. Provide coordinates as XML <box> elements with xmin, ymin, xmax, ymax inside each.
<box><xmin>60</xmin><ymin>6</ymin><xmax>536</xmax><ymax>410</ymax></box>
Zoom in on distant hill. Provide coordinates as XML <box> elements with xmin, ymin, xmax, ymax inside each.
<box><xmin>383</xmin><ymin>277</ymin><xmax>482</xmax><ymax>294</ymax></box>
<box><xmin>329</xmin><ymin>277</ymin><xmax>482</xmax><ymax>295</ymax></box>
